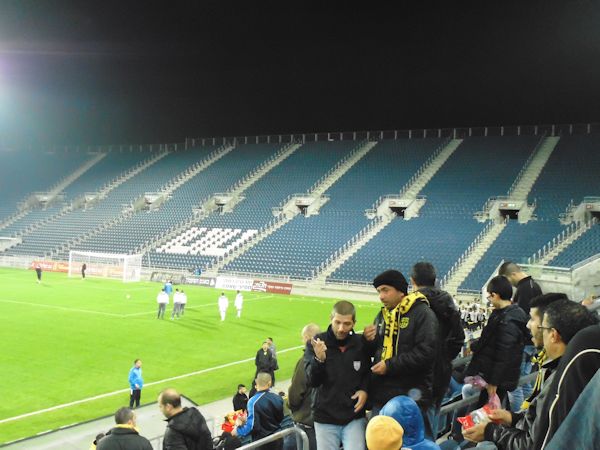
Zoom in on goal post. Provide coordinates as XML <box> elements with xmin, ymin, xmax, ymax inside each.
<box><xmin>68</xmin><ymin>250</ymin><xmax>142</xmax><ymax>282</ymax></box>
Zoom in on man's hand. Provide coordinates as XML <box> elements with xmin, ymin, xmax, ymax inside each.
<box><xmin>462</xmin><ymin>422</ymin><xmax>487</xmax><ymax>442</ymax></box>
<box><xmin>488</xmin><ymin>408</ymin><xmax>512</xmax><ymax>425</ymax></box>
<box><xmin>486</xmin><ymin>383</ymin><xmax>497</xmax><ymax>398</ymax></box>
<box><xmin>351</xmin><ymin>390</ymin><xmax>368</xmax><ymax>413</ymax></box>
<box><xmin>231</xmin><ymin>428</ymin><xmax>238</xmax><ymax>437</ymax></box>
<box><xmin>135</xmin><ymin>384</ymin><xmax>140</xmax><ymax>389</ymax></box>
<box><xmin>371</xmin><ymin>360</ymin><xmax>387</xmax><ymax>375</ymax></box>
<box><xmin>311</xmin><ymin>338</ymin><xmax>327</xmax><ymax>362</ymax></box>
<box><xmin>363</xmin><ymin>324</ymin><xmax>376</xmax><ymax>341</ymax></box>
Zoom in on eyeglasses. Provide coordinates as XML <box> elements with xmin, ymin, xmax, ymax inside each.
<box><xmin>538</xmin><ymin>326</ymin><xmax>554</xmax><ymax>333</ymax></box>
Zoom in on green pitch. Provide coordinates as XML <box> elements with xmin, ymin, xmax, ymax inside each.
<box><xmin>0</xmin><ymin>267</ymin><xmax>379</xmax><ymax>444</ymax></box>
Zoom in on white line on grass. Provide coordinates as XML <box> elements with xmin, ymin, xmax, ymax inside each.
<box><xmin>0</xmin><ymin>295</ymin><xmax>276</xmax><ymax>319</ymax></box>
<box><xmin>0</xmin><ymin>345</ymin><xmax>303</xmax><ymax>425</ymax></box>
<box><xmin>0</xmin><ymin>299</ymin><xmax>123</xmax><ymax>317</ymax></box>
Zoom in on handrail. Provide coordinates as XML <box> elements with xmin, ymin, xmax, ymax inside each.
<box><xmin>506</xmin><ymin>132</ymin><xmax>547</xmax><ymax>197</ymax></box>
<box><xmin>528</xmin><ymin>218</ymin><xmax>596</xmax><ymax>265</ymax></box>
<box><xmin>308</xmin><ymin>139</ymin><xmax>368</xmax><ymax>194</ymax></box>
<box><xmin>238</xmin><ymin>426</ymin><xmax>309</xmax><ymax>450</ymax></box>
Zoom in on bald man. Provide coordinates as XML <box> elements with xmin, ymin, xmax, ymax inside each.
<box><xmin>158</xmin><ymin>388</ymin><xmax>212</xmax><ymax>449</ymax></box>
<box><xmin>287</xmin><ymin>323</ymin><xmax>320</xmax><ymax>450</ymax></box>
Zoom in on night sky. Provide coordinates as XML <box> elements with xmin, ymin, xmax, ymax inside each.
<box><xmin>0</xmin><ymin>1</ymin><xmax>599</xmax><ymax>147</ymax></box>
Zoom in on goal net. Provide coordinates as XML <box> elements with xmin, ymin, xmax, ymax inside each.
<box><xmin>68</xmin><ymin>250</ymin><xmax>142</xmax><ymax>282</ymax></box>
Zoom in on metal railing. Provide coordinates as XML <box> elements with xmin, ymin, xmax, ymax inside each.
<box><xmin>439</xmin><ymin>372</ymin><xmax>538</xmax><ymax>417</ymax></box>
<box><xmin>528</xmin><ymin>218</ymin><xmax>597</xmax><ymax>265</ymax></box>
<box><xmin>238</xmin><ymin>426</ymin><xmax>309</xmax><ymax>450</ymax></box>
<box><xmin>506</xmin><ymin>132</ymin><xmax>547</xmax><ymax>198</ymax></box>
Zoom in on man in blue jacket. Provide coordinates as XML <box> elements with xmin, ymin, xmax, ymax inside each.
<box><xmin>233</xmin><ymin>372</ymin><xmax>284</xmax><ymax>450</ymax></box>
<box><xmin>128</xmin><ymin>359</ymin><xmax>143</xmax><ymax>408</ymax></box>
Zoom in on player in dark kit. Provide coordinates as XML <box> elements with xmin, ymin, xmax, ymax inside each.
<box><xmin>35</xmin><ymin>263</ymin><xmax>42</xmax><ymax>283</ymax></box>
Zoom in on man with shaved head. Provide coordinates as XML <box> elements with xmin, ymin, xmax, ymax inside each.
<box><xmin>287</xmin><ymin>323</ymin><xmax>321</xmax><ymax>449</ymax></box>
<box><xmin>498</xmin><ymin>262</ymin><xmax>542</xmax><ymax>316</ymax></box>
<box><xmin>499</xmin><ymin>261</ymin><xmax>543</xmax><ymax>410</ymax></box>
<box><xmin>97</xmin><ymin>407</ymin><xmax>152</xmax><ymax>450</ymax></box>
<box><xmin>233</xmin><ymin>372</ymin><xmax>284</xmax><ymax>449</ymax></box>
<box><xmin>158</xmin><ymin>388</ymin><xmax>212</xmax><ymax>449</ymax></box>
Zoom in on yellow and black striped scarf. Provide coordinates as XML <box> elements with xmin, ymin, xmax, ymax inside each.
<box><xmin>521</xmin><ymin>349</ymin><xmax>546</xmax><ymax>410</ymax></box>
<box><xmin>380</xmin><ymin>291</ymin><xmax>428</xmax><ymax>361</ymax></box>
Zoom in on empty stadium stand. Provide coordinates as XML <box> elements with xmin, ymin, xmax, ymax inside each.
<box><xmin>1</xmin><ymin>129</ymin><xmax>598</xmax><ymax>288</ymax></box>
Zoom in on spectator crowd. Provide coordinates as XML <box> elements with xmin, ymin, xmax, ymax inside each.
<box><xmin>91</xmin><ymin>261</ymin><xmax>599</xmax><ymax>450</ymax></box>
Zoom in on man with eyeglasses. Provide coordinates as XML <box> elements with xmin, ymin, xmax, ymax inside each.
<box><xmin>463</xmin><ymin>298</ymin><xmax>598</xmax><ymax>449</ymax></box>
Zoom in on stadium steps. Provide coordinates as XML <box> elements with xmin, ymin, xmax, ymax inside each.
<box><xmin>529</xmin><ymin>218</ymin><xmax>598</xmax><ymax>266</ymax></box>
<box><xmin>0</xmin><ymin>154</ymin><xmax>106</xmax><ymax>234</ymax></box>
<box><xmin>308</xmin><ymin>140</ymin><xmax>378</xmax><ymax>197</ymax></box>
<box><xmin>12</xmin><ymin>207</ymin><xmax>73</xmax><ymax>238</ymax></box>
<box><xmin>313</xmin><ymin>215</ymin><xmax>394</xmax><ymax>282</ymax></box>
<box><xmin>7</xmin><ymin>152</ymin><xmax>170</xmax><ymax>240</ymax></box>
<box><xmin>157</xmin><ymin>144</ymin><xmax>235</xmax><ymax>197</ymax></box>
<box><xmin>208</xmin><ymin>213</ymin><xmax>298</xmax><ymax>273</ymax></box>
<box><xmin>0</xmin><ymin>209</ymin><xmax>30</xmax><ymax>233</ymax></box>
<box><xmin>49</xmin><ymin>211</ymin><xmax>136</xmax><ymax>259</ymax></box>
<box><xmin>45</xmin><ymin>152</ymin><xmax>107</xmax><ymax>203</ymax></box>
<box><xmin>442</xmin><ymin>219</ymin><xmax>507</xmax><ymax>294</ymax></box>
<box><xmin>135</xmin><ymin>143</ymin><xmax>298</xmax><ymax>257</ymax></box>
<box><xmin>129</xmin><ymin>145</ymin><xmax>238</xmax><ymax>255</ymax></box>
<box><xmin>93</xmin><ymin>149</ymin><xmax>170</xmax><ymax>200</ymax></box>
<box><xmin>507</xmin><ymin>136</ymin><xmax>560</xmax><ymax>200</ymax></box>
<box><xmin>226</xmin><ymin>142</ymin><xmax>303</xmax><ymax>198</ymax></box>
<box><xmin>316</xmin><ymin>139</ymin><xmax>463</xmax><ymax>282</ymax></box>
<box><xmin>441</xmin><ymin>138</ymin><xmax>560</xmax><ymax>293</ymax></box>
<box><xmin>401</xmin><ymin>138</ymin><xmax>463</xmax><ymax>198</ymax></box>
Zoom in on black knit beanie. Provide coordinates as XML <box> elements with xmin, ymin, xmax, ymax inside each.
<box><xmin>373</xmin><ymin>270</ymin><xmax>408</xmax><ymax>294</ymax></box>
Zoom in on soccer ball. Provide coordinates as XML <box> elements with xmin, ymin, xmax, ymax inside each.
<box><xmin>126</xmin><ymin>294</ymin><xmax>131</xmax><ymax>299</ymax></box>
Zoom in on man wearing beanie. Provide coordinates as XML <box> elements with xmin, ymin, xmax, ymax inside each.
<box><xmin>366</xmin><ymin>415</ymin><xmax>404</xmax><ymax>450</ymax></box>
<box><xmin>364</xmin><ymin>269</ymin><xmax>439</xmax><ymax>439</ymax></box>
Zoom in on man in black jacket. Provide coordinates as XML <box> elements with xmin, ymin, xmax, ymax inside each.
<box><xmin>97</xmin><ymin>407</ymin><xmax>153</xmax><ymax>450</ymax></box>
<box><xmin>363</xmin><ymin>269</ymin><xmax>439</xmax><ymax>438</ymax></box>
<box><xmin>287</xmin><ymin>323</ymin><xmax>320</xmax><ymax>450</ymax></box>
<box><xmin>464</xmin><ymin>276</ymin><xmax>528</xmax><ymax>409</ymax></box>
<box><xmin>232</xmin><ymin>384</ymin><xmax>248</xmax><ymax>412</ymax></box>
<box><xmin>498</xmin><ymin>262</ymin><xmax>542</xmax><ymax>316</ymax></box>
<box><xmin>499</xmin><ymin>261</ymin><xmax>543</xmax><ymax>409</ymax></box>
<box><xmin>255</xmin><ymin>341</ymin><xmax>277</xmax><ymax>385</ymax></box>
<box><xmin>410</xmin><ymin>262</ymin><xmax>464</xmax><ymax>438</ymax></box>
<box><xmin>158</xmin><ymin>388</ymin><xmax>213</xmax><ymax>450</ymax></box>
<box><xmin>410</xmin><ymin>263</ymin><xmax>464</xmax><ymax>397</ymax></box>
<box><xmin>305</xmin><ymin>301</ymin><xmax>370</xmax><ymax>450</ymax></box>
<box><xmin>463</xmin><ymin>298</ymin><xmax>599</xmax><ymax>449</ymax></box>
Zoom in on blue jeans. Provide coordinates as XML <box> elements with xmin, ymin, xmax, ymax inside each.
<box><xmin>314</xmin><ymin>418</ymin><xmax>366</xmax><ymax>450</ymax></box>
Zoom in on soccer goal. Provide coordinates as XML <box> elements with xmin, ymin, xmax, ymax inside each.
<box><xmin>68</xmin><ymin>250</ymin><xmax>143</xmax><ymax>282</ymax></box>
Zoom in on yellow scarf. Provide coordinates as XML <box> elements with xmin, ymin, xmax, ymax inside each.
<box><xmin>115</xmin><ymin>424</ymin><xmax>141</xmax><ymax>433</ymax></box>
<box><xmin>521</xmin><ymin>349</ymin><xmax>546</xmax><ymax>410</ymax></box>
<box><xmin>381</xmin><ymin>291</ymin><xmax>428</xmax><ymax>361</ymax></box>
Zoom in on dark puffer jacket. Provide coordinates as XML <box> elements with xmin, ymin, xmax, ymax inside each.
<box><xmin>97</xmin><ymin>426</ymin><xmax>153</xmax><ymax>450</ymax></box>
<box><xmin>418</xmin><ymin>287</ymin><xmax>465</xmax><ymax>406</ymax></box>
<box><xmin>465</xmin><ymin>304</ymin><xmax>528</xmax><ymax>390</ymax></box>
<box><xmin>163</xmin><ymin>407</ymin><xmax>213</xmax><ymax>450</ymax></box>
